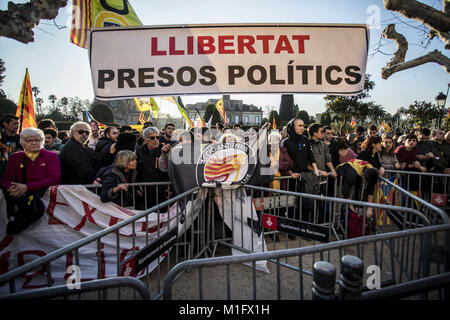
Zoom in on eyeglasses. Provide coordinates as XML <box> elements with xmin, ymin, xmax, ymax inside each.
<box><xmin>146</xmin><ymin>136</ymin><xmax>159</xmax><ymax>140</ymax></box>
<box><xmin>77</xmin><ymin>130</ymin><xmax>90</xmax><ymax>135</ymax></box>
<box><xmin>24</xmin><ymin>139</ymin><xmax>42</xmax><ymax>143</ymax></box>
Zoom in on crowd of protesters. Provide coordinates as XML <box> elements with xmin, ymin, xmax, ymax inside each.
<box><xmin>2</xmin><ymin>111</ymin><xmax>450</xmax><ymax>236</ymax></box>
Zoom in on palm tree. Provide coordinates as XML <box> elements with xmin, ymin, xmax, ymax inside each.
<box><xmin>48</xmin><ymin>94</ymin><xmax>57</xmax><ymax>111</ymax></box>
<box><xmin>32</xmin><ymin>86</ymin><xmax>40</xmax><ymax>116</ymax></box>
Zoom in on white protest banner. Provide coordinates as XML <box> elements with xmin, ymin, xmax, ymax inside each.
<box><xmin>0</xmin><ymin>185</ymin><xmax>204</xmax><ymax>294</ymax></box>
<box><xmin>89</xmin><ymin>24</ymin><xmax>369</xmax><ymax>100</ymax></box>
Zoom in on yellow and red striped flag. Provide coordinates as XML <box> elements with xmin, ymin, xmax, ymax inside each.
<box><xmin>139</xmin><ymin>112</ymin><xmax>145</xmax><ymax>125</ymax></box>
<box><xmin>272</xmin><ymin>117</ymin><xmax>277</xmax><ymax>130</ymax></box>
<box><xmin>70</xmin><ymin>0</ymin><xmax>142</xmax><ymax>49</ymax></box>
<box><xmin>351</xmin><ymin>116</ymin><xmax>356</xmax><ymax>128</ymax></box>
<box><xmin>205</xmin><ymin>154</ymin><xmax>243</xmax><ymax>181</ymax></box>
<box><xmin>16</xmin><ymin>68</ymin><xmax>36</xmax><ymax>132</ymax></box>
<box><xmin>215</xmin><ymin>97</ymin><xmax>227</xmax><ymax>125</ymax></box>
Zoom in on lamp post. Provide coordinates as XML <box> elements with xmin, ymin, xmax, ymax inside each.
<box><xmin>436</xmin><ymin>83</ymin><xmax>449</xmax><ymax>129</ymax></box>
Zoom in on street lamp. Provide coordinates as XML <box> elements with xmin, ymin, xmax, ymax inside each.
<box><xmin>436</xmin><ymin>84</ymin><xmax>449</xmax><ymax>129</ymax></box>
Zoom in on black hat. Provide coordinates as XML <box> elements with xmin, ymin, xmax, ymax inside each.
<box><xmin>116</xmin><ymin>132</ymin><xmax>137</xmax><ymax>152</ymax></box>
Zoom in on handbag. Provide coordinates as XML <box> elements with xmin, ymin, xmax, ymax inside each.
<box><xmin>5</xmin><ymin>156</ymin><xmax>47</xmax><ymax>235</ymax></box>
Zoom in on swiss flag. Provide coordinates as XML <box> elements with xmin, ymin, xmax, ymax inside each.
<box><xmin>262</xmin><ymin>214</ymin><xmax>277</xmax><ymax>231</ymax></box>
<box><xmin>432</xmin><ymin>194</ymin><xmax>447</xmax><ymax>207</ymax></box>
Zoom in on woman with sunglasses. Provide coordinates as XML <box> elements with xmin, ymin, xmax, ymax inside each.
<box><xmin>59</xmin><ymin>121</ymin><xmax>97</xmax><ymax>185</ymax></box>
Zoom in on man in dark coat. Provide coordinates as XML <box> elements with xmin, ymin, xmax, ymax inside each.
<box><xmin>283</xmin><ymin>117</ymin><xmax>320</xmax><ymax>222</ymax></box>
<box><xmin>94</xmin><ymin>126</ymin><xmax>118</xmax><ymax>171</ymax></box>
<box><xmin>136</xmin><ymin>127</ymin><xmax>171</xmax><ymax>209</ymax></box>
<box><xmin>59</xmin><ymin>122</ymin><xmax>96</xmax><ymax>184</ymax></box>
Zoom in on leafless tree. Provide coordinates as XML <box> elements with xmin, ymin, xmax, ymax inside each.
<box><xmin>380</xmin><ymin>0</ymin><xmax>449</xmax><ymax>79</ymax></box>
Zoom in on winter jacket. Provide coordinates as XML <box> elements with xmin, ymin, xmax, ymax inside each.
<box><xmin>59</xmin><ymin>138</ymin><xmax>96</xmax><ymax>185</ymax></box>
<box><xmin>2</xmin><ymin>149</ymin><xmax>60</xmax><ymax>191</ymax></box>
<box><xmin>309</xmin><ymin>138</ymin><xmax>331</xmax><ymax>172</ymax></box>
<box><xmin>100</xmin><ymin>167</ymin><xmax>137</xmax><ymax>207</ymax></box>
<box><xmin>283</xmin><ymin>119</ymin><xmax>316</xmax><ymax>173</ymax></box>
<box><xmin>94</xmin><ymin>137</ymin><xmax>116</xmax><ymax>171</ymax></box>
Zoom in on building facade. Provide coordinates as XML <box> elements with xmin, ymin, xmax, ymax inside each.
<box><xmin>186</xmin><ymin>95</ymin><xmax>263</xmax><ymax>126</ymax></box>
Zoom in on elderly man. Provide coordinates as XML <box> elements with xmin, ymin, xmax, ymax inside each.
<box><xmin>136</xmin><ymin>127</ymin><xmax>171</xmax><ymax>209</ymax></box>
<box><xmin>59</xmin><ymin>121</ymin><xmax>97</xmax><ymax>184</ymax></box>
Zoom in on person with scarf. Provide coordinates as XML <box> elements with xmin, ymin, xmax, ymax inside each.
<box><xmin>2</xmin><ymin>128</ymin><xmax>60</xmax><ymax>234</ymax></box>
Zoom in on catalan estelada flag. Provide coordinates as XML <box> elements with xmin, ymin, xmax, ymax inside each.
<box><xmin>16</xmin><ymin>68</ymin><xmax>36</xmax><ymax>132</ymax></box>
<box><xmin>139</xmin><ymin>112</ymin><xmax>145</xmax><ymax>125</ymax></box>
<box><xmin>351</xmin><ymin>116</ymin><xmax>356</xmax><ymax>128</ymax></box>
<box><xmin>215</xmin><ymin>98</ymin><xmax>227</xmax><ymax>125</ymax></box>
<box><xmin>272</xmin><ymin>117</ymin><xmax>277</xmax><ymax>130</ymax></box>
<box><xmin>70</xmin><ymin>0</ymin><xmax>142</xmax><ymax>49</ymax></box>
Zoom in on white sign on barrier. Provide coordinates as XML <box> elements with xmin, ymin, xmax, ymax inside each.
<box><xmin>89</xmin><ymin>24</ymin><xmax>369</xmax><ymax>100</ymax></box>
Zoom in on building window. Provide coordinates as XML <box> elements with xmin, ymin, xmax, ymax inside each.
<box><xmin>244</xmin><ymin>116</ymin><xmax>249</xmax><ymax>124</ymax></box>
<box><xmin>235</xmin><ymin>115</ymin><xmax>239</xmax><ymax>124</ymax></box>
<box><xmin>255</xmin><ymin>116</ymin><xmax>260</xmax><ymax>124</ymax></box>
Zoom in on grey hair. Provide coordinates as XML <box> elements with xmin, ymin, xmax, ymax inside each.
<box><xmin>20</xmin><ymin>127</ymin><xmax>45</xmax><ymax>147</ymax></box>
<box><xmin>69</xmin><ymin>121</ymin><xmax>91</xmax><ymax>137</ymax></box>
<box><xmin>114</xmin><ymin>150</ymin><xmax>137</xmax><ymax>170</ymax></box>
<box><xmin>142</xmin><ymin>126</ymin><xmax>160</xmax><ymax>138</ymax></box>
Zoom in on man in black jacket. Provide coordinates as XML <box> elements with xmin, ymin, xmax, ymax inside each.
<box><xmin>59</xmin><ymin>122</ymin><xmax>96</xmax><ymax>184</ymax></box>
<box><xmin>94</xmin><ymin>126</ymin><xmax>118</xmax><ymax>171</ymax></box>
<box><xmin>283</xmin><ymin>117</ymin><xmax>320</xmax><ymax>222</ymax></box>
<box><xmin>284</xmin><ymin>118</ymin><xmax>320</xmax><ymax>178</ymax></box>
<box><xmin>136</xmin><ymin>127</ymin><xmax>171</xmax><ymax>209</ymax></box>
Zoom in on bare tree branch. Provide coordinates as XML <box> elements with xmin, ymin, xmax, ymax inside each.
<box><xmin>0</xmin><ymin>0</ymin><xmax>68</xmax><ymax>44</ymax></box>
<box><xmin>382</xmin><ymin>24</ymin><xmax>408</xmax><ymax>67</ymax></box>
<box><xmin>383</xmin><ymin>0</ymin><xmax>450</xmax><ymax>48</ymax></box>
<box><xmin>382</xmin><ymin>49</ymin><xmax>450</xmax><ymax>79</ymax></box>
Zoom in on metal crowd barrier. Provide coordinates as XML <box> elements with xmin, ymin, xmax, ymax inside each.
<box><xmin>163</xmin><ymin>224</ymin><xmax>450</xmax><ymax>300</ymax></box>
<box><xmin>384</xmin><ymin>169</ymin><xmax>450</xmax><ymax>213</ymax></box>
<box><xmin>206</xmin><ymin>175</ymin><xmax>448</xmax><ymax>259</ymax></box>
<box><xmin>2</xmin><ymin>171</ymin><xmax>449</xmax><ymax>300</ymax></box>
<box><xmin>1</xmin><ymin>277</ymin><xmax>150</xmax><ymax>300</ymax></box>
<box><xmin>0</xmin><ymin>184</ymin><xmax>207</xmax><ymax>300</ymax></box>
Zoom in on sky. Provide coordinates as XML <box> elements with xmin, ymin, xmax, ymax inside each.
<box><xmin>1</xmin><ymin>0</ymin><xmax>449</xmax><ymax>119</ymax></box>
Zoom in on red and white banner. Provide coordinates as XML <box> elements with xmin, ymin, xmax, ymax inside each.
<box><xmin>0</xmin><ymin>185</ymin><xmax>192</xmax><ymax>293</ymax></box>
<box><xmin>89</xmin><ymin>24</ymin><xmax>369</xmax><ymax>99</ymax></box>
